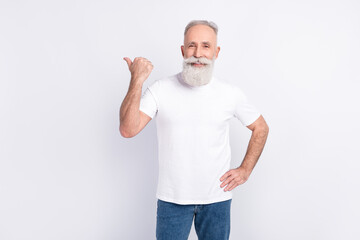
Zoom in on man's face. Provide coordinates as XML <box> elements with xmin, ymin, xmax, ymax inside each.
<box><xmin>181</xmin><ymin>24</ymin><xmax>220</xmax><ymax>64</ymax></box>
<box><xmin>180</xmin><ymin>24</ymin><xmax>221</xmax><ymax>87</ymax></box>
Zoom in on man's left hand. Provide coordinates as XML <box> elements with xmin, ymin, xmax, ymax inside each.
<box><xmin>220</xmin><ymin>167</ymin><xmax>251</xmax><ymax>192</ymax></box>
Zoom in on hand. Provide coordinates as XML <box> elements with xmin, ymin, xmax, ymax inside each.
<box><xmin>220</xmin><ymin>167</ymin><xmax>251</xmax><ymax>192</ymax></box>
<box><xmin>123</xmin><ymin>57</ymin><xmax>154</xmax><ymax>84</ymax></box>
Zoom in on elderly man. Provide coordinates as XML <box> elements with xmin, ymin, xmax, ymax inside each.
<box><xmin>120</xmin><ymin>20</ymin><xmax>269</xmax><ymax>240</ymax></box>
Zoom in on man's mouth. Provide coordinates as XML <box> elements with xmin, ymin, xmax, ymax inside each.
<box><xmin>191</xmin><ymin>63</ymin><xmax>206</xmax><ymax>67</ymax></box>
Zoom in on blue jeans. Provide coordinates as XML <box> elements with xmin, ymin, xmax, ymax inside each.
<box><xmin>156</xmin><ymin>199</ymin><xmax>232</xmax><ymax>240</ymax></box>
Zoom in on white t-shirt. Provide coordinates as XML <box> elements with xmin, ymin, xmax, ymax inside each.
<box><xmin>139</xmin><ymin>72</ymin><xmax>261</xmax><ymax>205</ymax></box>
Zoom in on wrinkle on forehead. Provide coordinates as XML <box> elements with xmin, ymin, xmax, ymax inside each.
<box><xmin>184</xmin><ymin>24</ymin><xmax>217</xmax><ymax>46</ymax></box>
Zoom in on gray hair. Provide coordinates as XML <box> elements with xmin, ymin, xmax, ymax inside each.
<box><xmin>184</xmin><ymin>20</ymin><xmax>218</xmax><ymax>36</ymax></box>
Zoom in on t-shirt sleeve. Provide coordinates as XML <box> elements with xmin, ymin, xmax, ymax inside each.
<box><xmin>233</xmin><ymin>87</ymin><xmax>261</xmax><ymax>126</ymax></box>
<box><xmin>139</xmin><ymin>81</ymin><xmax>159</xmax><ymax>119</ymax></box>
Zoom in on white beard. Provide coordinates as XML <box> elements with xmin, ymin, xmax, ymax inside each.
<box><xmin>181</xmin><ymin>56</ymin><xmax>215</xmax><ymax>87</ymax></box>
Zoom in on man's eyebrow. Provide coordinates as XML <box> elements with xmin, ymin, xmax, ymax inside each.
<box><xmin>187</xmin><ymin>41</ymin><xmax>212</xmax><ymax>45</ymax></box>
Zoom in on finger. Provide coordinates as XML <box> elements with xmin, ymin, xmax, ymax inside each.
<box><xmin>145</xmin><ymin>60</ymin><xmax>153</xmax><ymax>67</ymax></box>
<box><xmin>223</xmin><ymin>180</ymin><xmax>233</xmax><ymax>191</ymax></box>
<box><xmin>229</xmin><ymin>178</ymin><xmax>247</xmax><ymax>191</ymax></box>
<box><xmin>142</xmin><ymin>59</ymin><xmax>152</xmax><ymax>66</ymax></box>
<box><xmin>134</xmin><ymin>57</ymin><xmax>151</xmax><ymax>64</ymax></box>
<box><xmin>134</xmin><ymin>57</ymin><xmax>145</xmax><ymax>62</ymax></box>
<box><xmin>225</xmin><ymin>180</ymin><xmax>238</xmax><ymax>191</ymax></box>
<box><xmin>220</xmin><ymin>176</ymin><xmax>234</xmax><ymax>188</ymax></box>
<box><xmin>226</xmin><ymin>182</ymin><xmax>238</xmax><ymax>191</ymax></box>
<box><xmin>220</xmin><ymin>171</ymin><xmax>231</xmax><ymax>181</ymax></box>
<box><xmin>123</xmin><ymin>57</ymin><xmax>132</xmax><ymax>68</ymax></box>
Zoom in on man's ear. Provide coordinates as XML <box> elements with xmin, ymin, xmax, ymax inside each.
<box><xmin>215</xmin><ymin>46</ymin><xmax>220</xmax><ymax>59</ymax></box>
<box><xmin>181</xmin><ymin>45</ymin><xmax>185</xmax><ymax>57</ymax></box>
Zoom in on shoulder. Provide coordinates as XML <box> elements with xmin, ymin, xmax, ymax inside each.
<box><xmin>145</xmin><ymin>74</ymin><xmax>179</xmax><ymax>100</ymax></box>
<box><xmin>148</xmin><ymin>73</ymin><xmax>180</xmax><ymax>90</ymax></box>
<box><xmin>149</xmin><ymin>73</ymin><xmax>177</xmax><ymax>86</ymax></box>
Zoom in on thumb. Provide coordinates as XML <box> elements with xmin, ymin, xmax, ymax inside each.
<box><xmin>123</xmin><ymin>57</ymin><xmax>132</xmax><ymax>68</ymax></box>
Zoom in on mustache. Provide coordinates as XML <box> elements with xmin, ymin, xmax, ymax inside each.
<box><xmin>183</xmin><ymin>56</ymin><xmax>213</xmax><ymax>65</ymax></box>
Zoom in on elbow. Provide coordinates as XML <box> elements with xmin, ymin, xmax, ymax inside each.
<box><xmin>262</xmin><ymin>124</ymin><xmax>269</xmax><ymax>139</ymax></box>
<box><xmin>264</xmin><ymin>123</ymin><xmax>269</xmax><ymax>134</ymax></box>
<box><xmin>261</xmin><ymin>123</ymin><xmax>269</xmax><ymax>136</ymax></box>
<box><xmin>119</xmin><ymin>125</ymin><xmax>135</xmax><ymax>138</ymax></box>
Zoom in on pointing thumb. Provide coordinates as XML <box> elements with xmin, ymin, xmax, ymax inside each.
<box><xmin>123</xmin><ymin>57</ymin><xmax>132</xmax><ymax>68</ymax></box>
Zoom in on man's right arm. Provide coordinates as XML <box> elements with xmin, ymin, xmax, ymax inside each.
<box><xmin>119</xmin><ymin>57</ymin><xmax>153</xmax><ymax>138</ymax></box>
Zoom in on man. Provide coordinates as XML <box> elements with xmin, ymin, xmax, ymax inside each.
<box><xmin>120</xmin><ymin>20</ymin><xmax>269</xmax><ymax>240</ymax></box>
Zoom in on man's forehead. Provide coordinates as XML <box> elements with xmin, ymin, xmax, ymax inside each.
<box><xmin>185</xmin><ymin>23</ymin><xmax>217</xmax><ymax>35</ymax></box>
<box><xmin>184</xmin><ymin>25</ymin><xmax>217</xmax><ymax>43</ymax></box>
<box><xmin>186</xmin><ymin>25</ymin><xmax>216</xmax><ymax>36</ymax></box>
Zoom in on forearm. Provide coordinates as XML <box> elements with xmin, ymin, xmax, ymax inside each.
<box><xmin>220</xmin><ymin>118</ymin><xmax>269</xmax><ymax>191</ymax></box>
<box><xmin>119</xmin><ymin>79</ymin><xmax>143</xmax><ymax>136</ymax></box>
<box><xmin>239</xmin><ymin>127</ymin><xmax>269</xmax><ymax>173</ymax></box>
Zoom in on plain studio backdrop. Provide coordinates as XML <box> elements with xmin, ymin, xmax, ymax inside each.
<box><xmin>1</xmin><ymin>0</ymin><xmax>359</xmax><ymax>239</ymax></box>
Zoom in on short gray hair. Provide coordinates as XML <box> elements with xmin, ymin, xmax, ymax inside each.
<box><xmin>184</xmin><ymin>20</ymin><xmax>218</xmax><ymax>36</ymax></box>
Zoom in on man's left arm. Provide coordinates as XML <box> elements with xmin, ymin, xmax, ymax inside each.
<box><xmin>220</xmin><ymin>115</ymin><xmax>269</xmax><ymax>191</ymax></box>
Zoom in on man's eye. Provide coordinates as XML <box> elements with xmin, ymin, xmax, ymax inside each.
<box><xmin>204</xmin><ymin>45</ymin><xmax>209</xmax><ymax>48</ymax></box>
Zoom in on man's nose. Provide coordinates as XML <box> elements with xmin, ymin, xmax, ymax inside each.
<box><xmin>194</xmin><ymin>47</ymin><xmax>202</xmax><ymax>58</ymax></box>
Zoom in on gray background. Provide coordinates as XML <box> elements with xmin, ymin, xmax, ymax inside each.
<box><xmin>1</xmin><ymin>0</ymin><xmax>359</xmax><ymax>239</ymax></box>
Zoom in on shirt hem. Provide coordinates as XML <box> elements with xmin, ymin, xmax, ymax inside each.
<box><xmin>244</xmin><ymin>112</ymin><xmax>261</xmax><ymax>127</ymax></box>
<box><xmin>156</xmin><ymin>194</ymin><xmax>233</xmax><ymax>205</ymax></box>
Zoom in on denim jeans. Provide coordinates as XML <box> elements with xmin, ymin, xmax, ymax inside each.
<box><xmin>156</xmin><ymin>199</ymin><xmax>232</xmax><ymax>240</ymax></box>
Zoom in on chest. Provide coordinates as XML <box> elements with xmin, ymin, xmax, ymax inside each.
<box><xmin>157</xmin><ymin>88</ymin><xmax>235</xmax><ymax>128</ymax></box>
